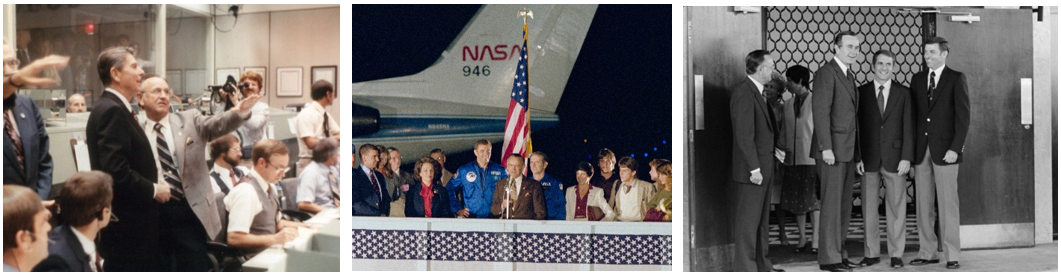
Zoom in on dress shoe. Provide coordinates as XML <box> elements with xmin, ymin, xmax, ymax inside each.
<box><xmin>909</xmin><ymin>258</ymin><xmax>940</xmax><ymax>265</ymax></box>
<box><xmin>841</xmin><ymin>259</ymin><xmax>861</xmax><ymax>269</ymax></box>
<box><xmin>946</xmin><ymin>261</ymin><xmax>960</xmax><ymax>269</ymax></box>
<box><xmin>819</xmin><ymin>264</ymin><xmax>852</xmax><ymax>272</ymax></box>
<box><xmin>890</xmin><ymin>258</ymin><xmax>904</xmax><ymax>268</ymax></box>
<box><xmin>794</xmin><ymin>244</ymin><xmax>806</xmax><ymax>253</ymax></box>
<box><xmin>858</xmin><ymin>257</ymin><xmax>880</xmax><ymax>267</ymax></box>
<box><xmin>809</xmin><ymin>247</ymin><xmax>818</xmax><ymax>254</ymax></box>
<box><xmin>771</xmin><ymin>268</ymin><xmax>786</xmax><ymax>272</ymax></box>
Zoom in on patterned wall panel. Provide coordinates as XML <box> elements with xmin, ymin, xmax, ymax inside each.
<box><xmin>352</xmin><ymin>230</ymin><xmax>672</xmax><ymax>265</ymax></box>
<box><xmin>765</xmin><ymin>6</ymin><xmax>923</xmax><ymax>86</ymax></box>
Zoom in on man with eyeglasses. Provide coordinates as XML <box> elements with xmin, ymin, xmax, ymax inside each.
<box><xmin>209</xmin><ymin>134</ymin><xmax>250</xmax><ymax>195</ymax></box>
<box><xmin>32</xmin><ymin>171</ymin><xmax>115</xmax><ymax>272</ymax></box>
<box><xmin>4</xmin><ymin>38</ymin><xmax>67</xmax><ymax>200</ymax></box>
<box><xmin>224</xmin><ymin>139</ymin><xmax>301</xmax><ymax>258</ymax></box>
<box><xmin>138</xmin><ymin>75</ymin><xmax>257</xmax><ymax>270</ymax></box>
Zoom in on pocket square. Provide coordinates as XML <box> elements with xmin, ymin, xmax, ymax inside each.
<box><xmin>186</xmin><ymin>137</ymin><xmax>194</xmax><ymax>145</ymax></box>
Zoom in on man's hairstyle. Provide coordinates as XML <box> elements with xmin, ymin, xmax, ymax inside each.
<box><xmin>832</xmin><ymin>30</ymin><xmax>858</xmax><ymax>47</ymax></box>
<box><xmin>924</xmin><ymin>36</ymin><xmax>950</xmax><ymax>53</ymax></box>
<box><xmin>598</xmin><ymin>148</ymin><xmax>615</xmax><ymax>160</ymax></box>
<box><xmin>358</xmin><ymin>144</ymin><xmax>378</xmax><ymax>156</ymax></box>
<box><xmin>97</xmin><ymin>46</ymin><xmax>136</xmax><ymax>86</ymax></box>
<box><xmin>387</xmin><ymin>147</ymin><xmax>400</xmax><ymax>154</ymax></box>
<box><xmin>251</xmin><ymin>139</ymin><xmax>289</xmax><ymax>164</ymax></box>
<box><xmin>507</xmin><ymin>154</ymin><xmax>525</xmax><ymax>164</ymax></box>
<box><xmin>785</xmin><ymin>65</ymin><xmax>811</xmax><ymax>89</ymax></box>
<box><xmin>745</xmin><ymin>50</ymin><xmax>771</xmax><ymax>75</ymax></box>
<box><xmin>649</xmin><ymin>158</ymin><xmax>671</xmax><ymax>169</ymax></box>
<box><xmin>429</xmin><ymin>148</ymin><xmax>444</xmax><ymax>156</ymax></box>
<box><xmin>531</xmin><ymin>151</ymin><xmax>549</xmax><ymax>163</ymax></box>
<box><xmin>58</xmin><ymin>171</ymin><xmax>114</xmax><ymax>227</ymax></box>
<box><xmin>310</xmin><ymin>80</ymin><xmax>334</xmax><ymax>100</ymax></box>
<box><xmin>617</xmin><ymin>156</ymin><xmax>639</xmax><ymax>171</ymax></box>
<box><xmin>576</xmin><ymin>161</ymin><xmax>595</xmax><ymax>178</ymax></box>
<box><xmin>239</xmin><ymin>70</ymin><xmax>264</xmax><ymax>89</ymax></box>
<box><xmin>872</xmin><ymin>49</ymin><xmax>896</xmax><ymax>65</ymax></box>
<box><xmin>3</xmin><ymin>185</ymin><xmax>44</xmax><ymax>251</ymax></box>
<box><xmin>413</xmin><ymin>156</ymin><xmax>442</xmax><ymax>183</ymax></box>
<box><xmin>312</xmin><ymin>138</ymin><xmax>339</xmax><ymax>163</ymax></box>
<box><xmin>474</xmin><ymin>139</ymin><xmax>491</xmax><ymax>148</ymax></box>
<box><xmin>209</xmin><ymin>134</ymin><xmax>239</xmax><ymax>160</ymax></box>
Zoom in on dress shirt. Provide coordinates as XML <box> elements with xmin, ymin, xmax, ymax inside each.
<box><xmin>238</xmin><ymin>102</ymin><xmax>271</xmax><ymax>148</ymax></box>
<box><xmin>294</xmin><ymin>101</ymin><xmax>339</xmax><ymax>159</ymax></box>
<box><xmin>144</xmin><ymin>115</ymin><xmax>176</xmax><ymax>183</ymax></box>
<box><xmin>224</xmin><ymin>170</ymin><xmax>277</xmax><ymax>234</ymax></box>
<box><xmin>297</xmin><ymin>161</ymin><xmax>338</xmax><ymax>208</ymax></box>
<box><xmin>210</xmin><ymin>164</ymin><xmax>248</xmax><ymax>194</ymax></box>
<box><xmin>70</xmin><ymin>228</ymin><xmax>99</xmax><ymax>272</ymax></box>
<box><xmin>834</xmin><ymin>56</ymin><xmax>850</xmax><ymax>76</ymax></box>
<box><xmin>928</xmin><ymin>64</ymin><xmax>947</xmax><ymax>89</ymax></box>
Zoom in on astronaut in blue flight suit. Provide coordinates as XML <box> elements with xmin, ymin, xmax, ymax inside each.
<box><xmin>529</xmin><ymin>151</ymin><xmax>565</xmax><ymax>220</ymax></box>
<box><xmin>447</xmin><ymin>139</ymin><xmax>508</xmax><ymax>218</ymax></box>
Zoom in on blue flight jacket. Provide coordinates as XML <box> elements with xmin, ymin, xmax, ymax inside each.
<box><xmin>447</xmin><ymin>161</ymin><xmax>508</xmax><ymax>218</ymax></box>
<box><xmin>535</xmin><ymin>173</ymin><xmax>566</xmax><ymax>220</ymax></box>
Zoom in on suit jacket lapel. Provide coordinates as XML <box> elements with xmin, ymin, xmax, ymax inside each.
<box><xmin>746</xmin><ymin>79</ymin><xmax>775</xmax><ymax>133</ymax></box>
<box><xmin>929</xmin><ymin>68</ymin><xmax>952</xmax><ymax>111</ymax></box>
<box><xmin>169</xmin><ymin>113</ymin><xmax>186</xmax><ymax>170</ymax></box>
<box><xmin>882</xmin><ymin>81</ymin><xmax>902</xmax><ymax>122</ymax></box>
<box><xmin>15</xmin><ymin>99</ymin><xmax>34</xmax><ymax>173</ymax></box>
<box><xmin>61</xmin><ymin>226</ymin><xmax>91</xmax><ymax>271</ymax></box>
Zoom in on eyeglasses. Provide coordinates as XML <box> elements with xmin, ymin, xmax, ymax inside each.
<box><xmin>267</xmin><ymin>160</ymin><xmax>291</xmax><ymax>174</ymax></box>
<box><xmin>3</xmin><ymin>58</ymin><xmax>19</xmax><ymax>68</ymax></box>
<box><xmin>230</xmin><ymin>147</ymin><xmax>242</xmax><ymax>153</ymax></box>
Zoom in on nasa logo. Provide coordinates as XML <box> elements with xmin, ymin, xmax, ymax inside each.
<box><xmin>466</xmin><ymin>172</ymin><xmax>477</xmax><ymax>182</ymax></box>
<box><xmin>462</xmin><ymin>44</ymin><xmax>523</xmax><ymax>61</ymax></box>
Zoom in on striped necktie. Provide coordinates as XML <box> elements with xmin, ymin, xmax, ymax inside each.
<box><xmin>154</xmin><ymin>123</ymin><xmax>184</xmax><ymax>200</ymax></box>
<box><xmin>4</xmin><ymin>109</ymin><xmax>24</xmax><ymax>170</ymax></box>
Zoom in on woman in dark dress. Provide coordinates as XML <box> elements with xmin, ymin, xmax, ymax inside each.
<box><xmin>405</xmin><ymin>156</ymin><xmax>453</xmax><ymax>218</ymax></box>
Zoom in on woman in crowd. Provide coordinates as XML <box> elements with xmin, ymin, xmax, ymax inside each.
<box><xmin>644</xmin><ymin>162</ymin><xmax>672</xmax><ymax>222</ymax></box>
<box><xmin>405</xmin><ymin>157</ymin><xmax>452</xmax><ymax>218</ymax></box>
<box><xmin>778</xmin><ymin>65</ymin><xmax>821</xmax><ymax>253</ymax></box>
<box><xmin>565</xmin><ymin>162</ymin><xmax>614</xmax><ymax>221</ymax></box>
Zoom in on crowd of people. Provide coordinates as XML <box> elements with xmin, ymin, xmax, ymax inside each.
<box><xmin>730</xmin><ymin>32</ymin><xmax>969</xmax><ymax>272</ymax></box>
<box><xmin>4</xmin><ymin>33</ymin><xmax>341</xmax><ymax>272</ymax></box>
<box><xmin>353</xmin><ymin>141</ymin><xmax>673</xmax><ymax>223</ymax></box>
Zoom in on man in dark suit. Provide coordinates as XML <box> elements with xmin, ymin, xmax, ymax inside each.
<box><xmin>730</xmin><ymin>50</ymin><xmax>782</xmax><ymax>272</ymax></box>
<box><xmin>811</xmin><ymin>30</ymin><xmax>861</xmax><ymax>272</ymax></box>
<box><xmin>909</xmin><ymin>37</ymin><xmax>970</xmax><ymax>270</ymax></box>
<box><xmin>353</xmin><ymin>143</ymin><xmax>390</xmax><ymax>216</ymax></box>
<box><xmin>4</xmin><ymin>38</ymin><xmax>65</xmax><ymax>199</ymax></box>
<box><xmin>86</xmin><ymin>46</ymin><xmax>171</xmax><ymax>271</ymax></box>
<box><xmin>33</xmin><ymin>171</ymin><xmax>114</xmax><ymax>272</ymax></box>
<box><xmin>491</xmin><ymin>154</ymin><xmax>546</xmax><ymax>220</ymax></box>
<box><xmin>855</xmin><ymin>50</ymin><xmax>914</xmax><ymax>268</ymax></box>
<box><xmin>139</xmin><ymin>75</ymin><xmax>255</xmax><ymax>271</ymax></box>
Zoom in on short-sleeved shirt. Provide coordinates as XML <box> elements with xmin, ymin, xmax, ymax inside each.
<box><xmin>238</xmin><ymin>102</ymin><xmax>271</xmax><ymax>148</ymax></box>
<box><xmin>224</xmin><ymin>170</ymin><xmax>278</xmax><ymax>234</ymax></box>
<box><xmin>297</xmin><ymin>161</ymin><xmax>338</xmax><ymax>208</ymax></box>
<box><xmin>293</xmin><ymin>101</ymin><xmax>339</xmax><ymax>159</ymax></box>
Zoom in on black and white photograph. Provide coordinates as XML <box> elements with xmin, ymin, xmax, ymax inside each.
<box><xmin>683</xmin><ymin>6</ymin><xmax>1057</xmax><ymax>272</ymax></box>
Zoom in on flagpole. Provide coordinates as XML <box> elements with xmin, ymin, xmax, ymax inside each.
<box><xmin>518</xmin><ymin>8</ymin><xmax>533</xmax><ymax>175</ymax></box>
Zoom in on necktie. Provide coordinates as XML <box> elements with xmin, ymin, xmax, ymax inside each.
<box><xmin>4</xmin><ymin>110</ymin><xmax>24</xmax><ymax>170</ymax></box>
<box><xmin>329</xmin><ymin>172</ymin><xmax>339</xmax><ymax>204</ymax></box>
<box><xmin>322</xmin><ymin>112</ymin><xmax>331</xmax><ymax>137</ymax></box>
<box><xmin>877</xmin><ymin>85</ymin><xmax>886</xmax><ymax>117</ymax></box>
<box><xmin>369</xmin><ymin>170</ymin><xmax>381</xmax><ymax>201</ymax></box>
<box><xmin>94</xmin><ymin>250</ymin><xmax>103</xmax><ymax>272</ymax></box>
<box><xmin>928</xmin><ymin>71</ymin><xmax>936</xmax><ymax>102</ymax></box>
<box><xmin>154</xmin><ymin>123</ymin><xmax>184</xmax><ymax>200</ymax></box>
<box><xmin>229</xmin><ymin>171</ymin><xmax>238</xmax><ymax>189</ymax></box>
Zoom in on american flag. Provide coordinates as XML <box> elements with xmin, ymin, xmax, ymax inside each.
<box><xmin>502</xmin><ymin>23</ymin><xmax>532</xmax><ymax>160</ymax></box>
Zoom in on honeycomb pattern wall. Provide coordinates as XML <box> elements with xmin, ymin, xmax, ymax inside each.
<box><xmin>765</xmin><ymin>6</ymin><xmax>924</xmax><ymax>86</ymax></box>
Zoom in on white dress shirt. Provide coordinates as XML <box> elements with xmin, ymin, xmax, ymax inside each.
<box><xmin>224</xmin><ymin>169</ymin><xmax>278</xmax><ymax>234</ymax></box>
<box><xmin>294</xmin><ymin>101</ymin><xmax>339</xmax><ymax>159</ymax></box>
<box><xmin>928</xmin><ymin>64</ymin><xmax>947</xmax><ymax>89</ymax></box>
<box><xmin>834</xmin><ymin>56</ymin><xmax>850</xmax><ymax>76</ymax></box>
<box><xmin>210</xmin><ymin>164</ymin><xmax>249</xmax><ymax>194</ymax></box>
<box><xmin>70</xmin><ymin>228</ymin><xmax>100</xmax><ymax>272</ymax></box>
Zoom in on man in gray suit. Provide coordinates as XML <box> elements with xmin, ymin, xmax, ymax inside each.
<box><xmin>811</xmin><ymin>30</ymin><xmax>861</xmax><ymax>272</ymax></box>
<box><xmin>138</xmin><ymin>75</ymin><xmax>258</xmax><ymax>271</ymax></box>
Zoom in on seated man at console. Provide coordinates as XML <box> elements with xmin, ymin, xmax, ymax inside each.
<box><xmin>297</xmin><ymin>138</ymin><xmax>340</xmax><ymax>214</ymax></box>
<box><xmin>224</xmin><ymin>140</ymin><xmax>302</xmax><ymax>258</ymax></box>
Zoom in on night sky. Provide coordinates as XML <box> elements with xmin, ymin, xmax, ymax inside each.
<box><xmin>352</xmin><ymin>4</ymin><xmax>672</xmax><ymax>187</ymax></box>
